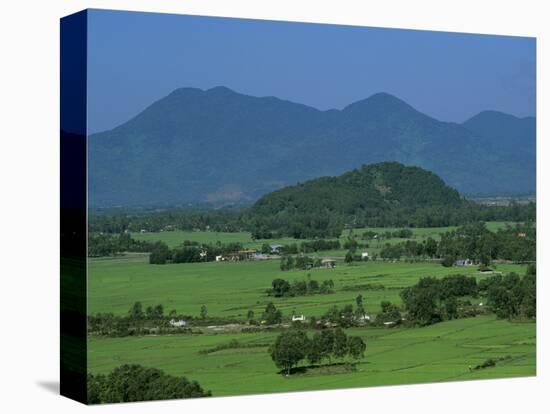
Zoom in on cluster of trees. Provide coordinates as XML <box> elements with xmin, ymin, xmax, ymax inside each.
<box><xmin>87</xmin><ymin>364</ymin><xmax>211</xmax><ymax>404</ymax></box>
<box><xmin>269</xmin><ymin>277</ymin><xmax>334</xmax><ymax>297</ymax></box>
<box><xmin>399</xmin><ymin>267</ymin><xmax>536</xmax><ymax>326</ymax></box>
<box><xmin>279</xmin><ymin>255</ymin><xmax>323</xmax><ymax>271</ymax></box>
<box><xmin>481</xmin><ymin>265</ymin><xmax>536</xmax><ymax>319</ymax></box>
<box><xmin>150</xmin><ymin>241</ymin><xmax>245</xmax><ymax>264</ymax></box>
<box><xmin>438</xmin><ymin>223</ymin><xmax>535</xmax><ymax>264</ymax></box>
<box><xmin>400</xmin><ymin>275</ymin><xmax>479</xmax><ymax>325</ymax></box>
<box><xmin>269</xmin><ymin>328</ymin><xmax>366</xmax><ymax>375</ymax></box>
<box><xmin>375</xmin><ymin>223</ymin><xmax>535</xmax><ymax>264</ymax></box>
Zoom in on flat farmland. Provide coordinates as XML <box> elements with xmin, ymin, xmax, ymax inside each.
<box><xmin>88</xmin><ymin>256</ymin><xmax>525</xmax><ymax>318</ymax></box>
<box><xmin>131</xmin><ymin>222</ymin><xmax>514</xmax><ymax>257</ymax></box>
<box><xmin>88</xmin><ymin>316</ymin><xmax>535</xmax><ymax>397</ymax></box>
<box><xmin>88</xmin><ymin>223</ymin><xmax>534</xmax><ymax>398</ymax></box>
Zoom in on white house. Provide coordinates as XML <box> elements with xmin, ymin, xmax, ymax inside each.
<box><xmin>169</xmin><ymin>319</ymin><xmax>187</xmax><ymax>327</ymax></box>
<box><xmin>292</xmin><ymin>314</ymin><xmax>306</xmax><ymax>322</ymax></box>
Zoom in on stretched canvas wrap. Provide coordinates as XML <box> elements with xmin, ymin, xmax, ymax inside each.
<box><xmin>60</xmin><ymin>9</ymin><xmax>537</xmax><ymax>405</ymax></box>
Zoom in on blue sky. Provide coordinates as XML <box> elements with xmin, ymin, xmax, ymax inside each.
<box><xmin>87</xmin><ymin>9</ymin><xmax>536</xmax><ymax>134</ymax></box>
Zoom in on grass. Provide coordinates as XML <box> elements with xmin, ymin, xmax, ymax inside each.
<box><xmin>88</xmin><ymin>256</ymin><xmax>525</xmax><ymax>318</ymax></box>
<box><xmin>88</xmin><ymin>223</ymin><xmax>534</xmax><ymax>397</ymax></box>
<box><xmin>88</xmin><ymin>316</ymin><xmax>535</xmax><ymax>397</ymax></box>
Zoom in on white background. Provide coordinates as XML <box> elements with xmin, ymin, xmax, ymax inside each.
<box><xmin>0</xmin><ymin>1</ymin><xmax>547</xmax><ymax>412</ymax></box>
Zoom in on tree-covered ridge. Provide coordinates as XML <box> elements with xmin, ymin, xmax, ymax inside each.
<box><xmin>249</xmin><ymin>162</ymin><xmax>468</xmax><ymax>237</ymax></box>
<box><xmin>89</xmin><ymin>87</ymin><xmax>535</xmax><ymax>207</ymax></box>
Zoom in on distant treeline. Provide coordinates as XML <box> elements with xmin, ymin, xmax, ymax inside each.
<box><xmin>88</xmin><ymin>302</ymin><xmax>238</xmax><ymax>336</ymax></box>
<box><xmin>88</xmin><ymin>232</ymin><xmax>247</xmax><ymax>264</ymax></box>
<box><xmin>376</xmin><ymin>222</ymin><xmax>535</xmax><ymax>264</ymax></box>
<box><xmin>87</xmin><ymin>364</ymin><xmax>211</xmax><ymax>404</ymax></box>
<box><xmin>88</xmin><ymin>232</ymin><xmax>157</xmax><ymax>257</ymax></box>
<box><xmin>88</xmin><ymin>200</ymin><xmax>535</xmax><ymax>239</ymax></box>
<box><xmin>89</xmin><ymin>206</ymin><xmax>244</xmax><ymax>234</ymax></box>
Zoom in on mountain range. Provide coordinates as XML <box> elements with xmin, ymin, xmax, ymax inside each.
<box><xmin>88</xmin><ymin>86</ymin><xmax>535</xmax><ymax>207</ymax></box>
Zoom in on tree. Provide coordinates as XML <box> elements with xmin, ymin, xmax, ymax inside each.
<box><xmin>318</xmin><ymin>329</ymin><xmax>335</xmax><ymax>363</ymax></box>
<box><xmin>270</xmin><ymin>330</ymin><xmax>309</xmax><ymax>375</ymax></box>
<box><xmin>401</xmin><ymin>287</ymin><xmax>441</xmax><ymax>325</ymax></box>
<box><xmin>375</xmin><ymin>301</ymin><xmax>401</xmax><ymax>325</ymax></box>
<box><xmin>444</xmin><ymin>296</ymin><xmax>458</xmax><ymax>320</ymax></box>
<box><xmin>149</xmin><ymin>241</ymin><xmax>171</xmax><ymax>264</ymax></box>
<box><xmin>348</xmin><ymin>336</ymin><xmax>366</xmax><ymax>360</ymax></box>
<box><xmin>247</xmin><ymin>309</ymin><xmax>255</xmax><ymax>322</ymax></box>
<box><xmin>153</xmin><ymin>304</ymin><xmax>164</xmax><ymax>319</ymax></box>
<box><xmin>271</xmin><ymin>278</ymin><xmax>291</xmax><ymax>297</ymax></box>
<box><xmin>200</xmin><ymin>304</ymin><xmax>208</xmax><ymax>319</ymax></box>
<box><xmin>307</xmin><ymin>333</ymin><xmax>323</xmax><ymax>365</ymax></box>
<box><xmin>441</xmin><ymin>256</ymin><xmax>455</xmax><ymax>267</ymax></box>
<box><xmin>128</xmin><ymin>301</ymin><xmax>144</xmax><ymax>320</ymax></box>
<box><xmin>263</xmin><ymin>302</ymin><xmax>282</xmax><ymax>325</ymax></box>
<box><xmin>332</xmin><ymin>328</ymin><xmax>348</xmax><ymax>359</ymax></box>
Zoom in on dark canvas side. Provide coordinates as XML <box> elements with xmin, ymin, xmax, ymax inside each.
<box><xmin>60</xmin><ymin>9</ymin><xmax>88</xmax><ymax>404</ymax></box>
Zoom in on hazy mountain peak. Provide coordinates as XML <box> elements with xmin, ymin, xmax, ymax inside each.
<box><xmin>343</xmin><ymin>91</ymin><xmax>416</xmax><ymax>115</ymax></box>
<box><xmin>206</xmin><ymin>85</ymin><xmax>239</xmax><ymax>95</ymax></box>
<box><xmin>88</xmin><ymin>87</ymin><xmax>535</xmax><ymax>207</ymax></box>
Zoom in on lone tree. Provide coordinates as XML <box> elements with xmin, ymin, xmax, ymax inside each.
<box><xmin>263</xmin><ymin>302</ymin><xmax>282</xmax><ymax>325</ymax></box>
<box><xmin>200</xmin><ymin>304</ymin><xmax>208</xmax><ymax>319</ymax></box>
<box><xmin>247</xmin><ymin>309</ymin><xmax>255</xmax><ymax>322</ymax></box>
<box><xmin>270</xmin><ymin>330</ymin><xmax>309</xmax><ymax>375</ymax></box>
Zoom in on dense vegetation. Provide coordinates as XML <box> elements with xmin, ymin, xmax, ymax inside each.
<box><xmin>249</xmin><ymin>163</ymin><xmax>535</xmax><ymax>238</ymax></box>
<box><xmin>401</xmin><ymin>265</ymin><xmax>536</xmax><ymax>325</ymax></box>
<box><xmin>87</xmin><ymin>364</ymin><xmax>211</xmax><ymax>404</ymax></box>
<box><xmin>89</xmin><ymin>163</ymin><xmax>535</xmax><ymax>239</ymax></box>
